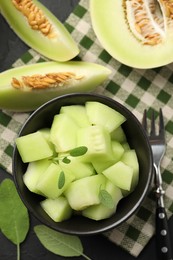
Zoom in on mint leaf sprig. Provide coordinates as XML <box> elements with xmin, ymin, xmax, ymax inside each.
<box><xmin>52</xmin><ymin>146</ymin><xmax>88</xmax><ymax>190</ymax></box>
<box><xmin>51</xmin><ymin>146</ymin><xmax>88</xmax><ymax>165</ymax></box>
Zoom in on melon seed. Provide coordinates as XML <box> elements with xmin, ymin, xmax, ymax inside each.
<box><xmin>123</xmin><ymin>0</ymin><xmax>172</xmax><ymax>45</ymax></box>
<box><xmin>11</xmin><ymin>72</ymin><xmax>84</xmax><ymax>90</ymax></box>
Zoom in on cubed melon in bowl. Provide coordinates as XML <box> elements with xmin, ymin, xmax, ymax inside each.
<box><xmin>13</xmin><ymin>93</ymin><xmax>153</xmax><ymax>235</ymax></box>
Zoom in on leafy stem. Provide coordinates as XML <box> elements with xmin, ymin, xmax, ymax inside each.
<box><xmin>51</xmin><ymin>146</ymin><xmax>88</xmax><ymax>165</ymax></box>
<box><xmin>17</xmin><ymin>243</ymin><xmax>20</xmax><ymax>260</ymax></box>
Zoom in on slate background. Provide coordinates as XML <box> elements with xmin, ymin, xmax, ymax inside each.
<box><xmin>0</xmin><ymin>1</ymin><xmax>173</xmax><ymax>259</ymax></box>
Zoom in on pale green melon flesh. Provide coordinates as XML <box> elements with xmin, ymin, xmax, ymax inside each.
<box><xmin>60</xmin><ymin>105</ymin><xmax>90</xmax><ymax>127</ymax></box>
<box><xmin>38</xmin><ymin>128</ymin><xmax>57</xmax><ymax>156</ymax></box>
<box><xmin>0</xmin><ymin>61</ymin><xmax>111</xmax><ymax>112</ymax></box>
<box><xmin>50</xmin><ymin>114</ymin><xmax>79</xmax><ymax>152</ymax></box>
<box><xmin>16</xmin><ymin>131</ymin><xmax>54</xmax><ymax>163</ymax></box>
<box><xmin>90</xmin><ymin>0</ymin><xmax>173</xmax><ymax>68</ymax></box>
<box><xmin>86</xmin><ymin>101</ymin><xmax>126</xmax><ymax>133</ymax></box>
<box><xmin>64</xmin><ymin>174</ymin><xmax>106</xmax><ymax>211</ymax></box>
<box><xmin>36</xmin><ymin>163</ymin><xmax>75</xmax><ymax>199</ymax></box>
<box><xmin>23</xmin><ymin>159</ymin><xmax>51</xmax><ymax>194</ymax></box>
<box><xmin>41</xmin><ymin>197</ymin><xmax>72</xmax><ymax>222</ymax></box>
<box><xmin>111</xmin><ymin>126</ymin><xmax>127</xmax><ymax>143</ymax></box>
<box><xmin>121</xmin><ymin>149</ymin><xmax>139</xmax><ymax>191</ymax></box>
<box><xmin>0</xmin><ymin>0</ymin><xmax>79</xmax><ymax>61</ymax></box>
<box><xmin>77</xmin><ymin>125</ymin><xmax>114</xmax><ymax>162</ymax></box>
<box><xmin>59</xmin><ymin>156</ymin><xmax>95</xmax><ymax>180</ymax></box>
<box><xmin>82</xmin><ymin>180</ymin><xmax>123</xmax><ymax>220</ymax></box>
<box><xmin>103</xmin><ymin>161</ymin><xmax>133</xmax><ymax>191</ymax></box>
<box><xmin>92</xmin><ymin>140</ymin><xmax>124</xmax><ymax>174</ymax></box>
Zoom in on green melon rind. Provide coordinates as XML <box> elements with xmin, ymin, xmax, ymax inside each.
<box><xmin>0</xmin><ymin>0</ymin><xmax>79</xmax><ymax>61</ymax></box>
<box><xmin>90</xmin><ymin>0</ymin><xmax>173</xmax><ymax>69</ymax></box>
<box><xmin>0</xmin><ymin>61</ymin><xmax>111</xmax><ymax>111</ymax></box>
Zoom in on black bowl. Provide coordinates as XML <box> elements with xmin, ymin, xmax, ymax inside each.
<box><xmin>13</xmin><ymin>93</ymin><xmax>153</xmax><ymax>235</ymax></box>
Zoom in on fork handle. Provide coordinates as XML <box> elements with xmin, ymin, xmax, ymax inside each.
<box><xmin>156</xmin><ymin>204</ymin><xmax>173</xmax><ymax>260</ymax></box>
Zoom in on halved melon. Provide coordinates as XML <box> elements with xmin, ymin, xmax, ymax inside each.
<box><xmin>90</xmin><ymin>0</ymin><xmax>173</xmax><ymax>68</ymax></box>
<box><xmin>0</xmin><ymin>61</ymin><xmax>111</xmax><ymax>112</ymax></box>
<box><xmin>0</xmin><ymin>0</ymin><xmax>79</xmax><ymax>61</ymax></box>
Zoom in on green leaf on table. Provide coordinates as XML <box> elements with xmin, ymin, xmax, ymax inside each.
<box><xmin>0</xmin><ymin>179</ymin><xmax>29</xmax><ymax>259</ymax></box>
<box><xmin>34</xmin><ymin>225</ymin><xmax>85</xmax><ymax>257</ymax></box>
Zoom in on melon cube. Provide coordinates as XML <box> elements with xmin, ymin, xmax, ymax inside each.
<box><xmin>121</xmin><ymin>149</ymin><xmax>139</xmax><ymax>191</ymax></box>
<box><xmin>77</xmin><ymin>125</ymin><xmax>114</xmax><ymax>162</ymax></box>
<box><xmin>50</xmin><ymin>113</ymin><xmax>79</xmax><ymax>152</ymax></box>
<box><xmin>82</xmin><ymin>180</ymin><xmax>123</xmax><ymax>220</ymax></box>
<box><xmin>23</xmin><ymin>159</ymin><xmax>51</xmax><ymax>194</ymax></box>
<box><xmin>16</xmin><ymin>131</ymin><xmax>54</xmax><ymax>163</ymax></box>
<box><xmin>122</xmin><ymin>142</ymin><xmax>130</xmax><ymax>151</ymax></box>
<box><xmin>60</xmin><ymin>105</ymin><xmax>90</xmax><ymax>127</ymax></box>
<box><xmin>38</xmin><ymin>128</ymin><xmax>57</xmax><ymax>155</ymax></box>
<box><xmin>103</xmin><ymin>161</ymin><xmax>133</xmax><ymax>191</ymax></box>
<box><xmin>110</xmin><ymin>126</ymin><xmax>127</xmax><ymax>143</ymax></box>
<box><xmin>91</xmin><ymin>140</ymin><xmax>124</xmax><ymax>174</ymax></box>
<box><xmin>64</xmin><ymin>174</ymin><xmax>106</xmax><ymax>210</ymax></box>
<box><xmin>41</xmin><ymin>196</ymin><xmax>72</xmax><ymax>222</ymax></box>
<box><xmin>36</xmin><ymin>163</ymin><xmax>75</xmax><ymax>199</ymax></box>
<box><xmin>86</xmin><ymin>101</ymin><xmax>126</xmax><ymax>132</ymax></box>
<box><xmin>59</xmin><ymin>154</ymin><xmax>95</xmax><ymax>180</ymax></box>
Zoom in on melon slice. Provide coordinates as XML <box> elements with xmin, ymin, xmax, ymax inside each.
<box><xmin>86</xmin><ymin>101</ymin><xmax>126</xmax><ymax>133</ymax></box>
<box><xmin>77</xmin><ymin>125</ymin><xmax>114</xmax><ymax>162</ymax></box>
<box><xmin>90</xmin><ymin>0</ymin><xmax>173</xmax><ymax>68</ymax></box>
<box><xmin>59</xmin><ymin>154</ymin><xmax>95</xmax><ymax>180</ymax></box>
<box><xmin>41</xmin><ymin>197</ymin><xmax>72</xmax><ymax>222</ymax></box>
<box><xmin>38</xmin><ymin>128</ymin><xmax>57</xmax><ymax>156</ymax></box>
<box><xmin>36</xmin><ymin>163</ymin><xmax>75</xmax><ymax>199</ymax></box>
<box><xmin>16</xmin><ymin>131</ymin><xmax>54</xmax><ymax>163</ymax></box>
<box><xmin>121</xmin><ymin>149</ymin><xmax>139</xmax><ymax>191</ymax></box>
<box><xmin>0</xmin><ymin>0</ymin><xmax>79</xmax><ymax>62</ymax></box>
<box><xmin>102</xmin><ymin>161</ymin><xmax>133</xmax><ymax>191</ymax></box>
<box><xmin>111</xmin><ymin>126</ymin><xmax>127</xmax><ymax>143</ymax></box>
<box><xmin>60</xmin><ymin>105</ymin><xmax>90</xmax><ymax>127</ymax></box>
<box><xmin>0</xmin><ymin>61</ymin><xmax>111</xmax><ymax>112</ymax></box>
<box><xmin>82</xmin><ymin>180</ymin><xmax>123</xmax><ymax>220</ymax></box>
<box><xmin>50</xmin><ymin>113</ymin><xmax>79</xmax><ymax>153</ymax></box>
<box><xmin>92</xmin><ymin>140</ymin><xmax>124</xmax><ymax>174</ymax></box>
<box><xmin>64</xmin><ymin>174</ymin><xmax>106</xmax><ymax>211</ymax></box>
<box><xmin>23</xmin><ymin>159</ymin><xmax>51</xmax><ymax>194</ymax></box>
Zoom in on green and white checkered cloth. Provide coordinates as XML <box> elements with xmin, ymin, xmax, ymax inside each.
<box><xmin>1</xmin><ymin>0</ymin><xmax>173</xmax><ymax>257</ymax></box>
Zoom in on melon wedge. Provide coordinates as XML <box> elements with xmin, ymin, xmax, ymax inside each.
<box><xmin>0</xmin><ymin>0</ymin><xmax>79</xmax><ymax>61</ymax></box>
<box><xmin>0</xmin><ymin>61</ymin><xmax>111</xmax><ymax>111</ymax></box>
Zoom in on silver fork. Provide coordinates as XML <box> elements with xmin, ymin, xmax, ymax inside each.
<box><xmin>142</xmin><ymin>109</ymin><xmax>172</xmax><ymax>260</ymax></box>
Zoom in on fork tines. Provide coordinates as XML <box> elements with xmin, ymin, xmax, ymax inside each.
<box><xmin>142</xmin><ymin>109</ymin><xmax>165</xmax><ymax>139</ymax></box>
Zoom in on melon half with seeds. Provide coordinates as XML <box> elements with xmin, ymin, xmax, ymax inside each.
<box><xmin>90</xmin><ymin>0</ymin><xmax>173</xmax><ymax>68</ymax></box>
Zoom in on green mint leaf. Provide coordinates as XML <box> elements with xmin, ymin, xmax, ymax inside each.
<box><xmin>62</xmin><ymin>157</ymin><xmax>71</xmax><ymax>164</ymax></box>
<box><xmin>99</xmin><ymin>189</ymin><xmax>114</xmax><ymax>209</ymax></box>
<box><xmin>34</xmin><ymin>225</ymin><xmax>90</xmax><ymax>258</ymax></box>
<box><xmin>0</xmin><ymin>179</ymin><xmax>29</xmax><ymax>257</ymax></box>
<box><xmin>69</xmin><ymin>146</ymin><xmax>88</xmax><ymax>157</ymax></box>
<box><xmin>58</xmin><ymin>171</ymin><xmax>65</xmax><ymax>189</ymax></box>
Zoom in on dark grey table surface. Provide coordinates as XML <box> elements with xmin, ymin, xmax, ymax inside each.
<box><xmin>0</xmin><ymin>1</ymin><xmax>173</xmax><ymax>259</ymax></box>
